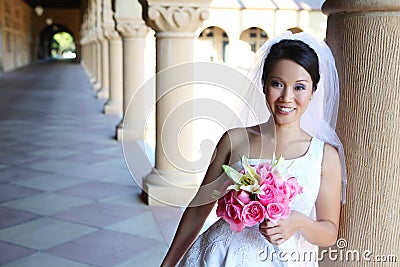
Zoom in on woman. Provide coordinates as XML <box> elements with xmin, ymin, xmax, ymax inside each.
<box><xmin>161</xmin><ymin>32</ymin><xmax>346</xmax><ymax>266</ymax></box>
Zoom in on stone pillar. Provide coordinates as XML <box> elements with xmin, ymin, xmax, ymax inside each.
<box><xmin>92</xmin><ymin>0</ymin><xmax>102</xmax><ymax>90</ymax></box>
<box><xmin>97</xmin><ymin>0</ymin><xmax>113</xmax><ymax>100</ymax></box>
<box><xmin>88</xmin><ymin>42</ymin><xmax>94</xmax><ymax>81</ymax></box>
<box><xmin>103</xmin><ymin>30</ymin><xmax>123</xmax><ymax>115</ymax></box>
<box><xmin>89</xmin><ymin>39</ymin><xmax>97</xmax><ymax>84</ymax></box>
<box><xmin>142</xmin><ymin>0</ymin><xmax>211</xmax><ymax>206</ymax></box>
<box><xmin>93</xmin><ymin>35</ymin><xmax>103</xmax><ymax>90</ymax></box>
<box><xmin>115</xmin><ymin>10</ymin><xmax>149</xmax><ymax>140</ymax></box>
<box><xmin>97</xmin><ymin>38</ymin><xmax>109</xmax><ymax>99</ymax></box>
<box><xmin>322</xmin><ymin>1</ymin><xmax>400</xmax><ymax>266</ymax></box>
<box><xmin>80</xmin><ymin>35</ymin><xmax>88</xmax><ymax>75</ymax></box>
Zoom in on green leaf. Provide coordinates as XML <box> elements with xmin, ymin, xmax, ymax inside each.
<box><xmin>222</xmin><ymin>165</ymin><xmax>242</xmax><ymax>183</ymax></box>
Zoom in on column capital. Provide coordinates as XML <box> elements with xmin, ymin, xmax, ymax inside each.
<box><xmin>115</xmin><ymin>16</ymin><xmax>149</xmax><ymax>38</ymax></box>
<box><xmin>88</xmin><ymin>31</ymin><xmax>96</xmax><ymax>43</ymax></box>
<box><xmin>145</xmin><ymin>0</ymin><xmax>211</xmax><ymax>33</ymax></box>
<box><xmin>322</xmin><ymin>0</ymin><xmax>400</xmax><ymax>15</ymax></box>
<box><xmin>96</xmin><ymin>29</ymin><xmax>105</xmax><ymax>42</ymax></box>
<box><xmin>104</xmin><ymin>29</ymin><xmax>121</xmax><ymax>41</ymax></box>
<box><xmin>80</xmin><ymin>36</ymin><xmax>87</xmax><ymax>45</ymax></box>
<box><xmin>103</xmin><ymin>23</ymin><xmax>115</xmax><ymax>38</ymax></box>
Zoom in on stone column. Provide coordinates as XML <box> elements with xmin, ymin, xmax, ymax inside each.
<box><xmin>93</xmin><ymin>35</ymin><xmax>103</xmax><ymax>90</ymax></box>
<box><xmin>89</xmin><ymin>38</ymin><xmax>97</xmax><ymax>84</ymax></box>
<box><xmin>142</xmin><ymin>0</ymin><xmax>211</xmax><ymax>206</ymax></box>
<box><xmin>86</xmin><ymin>40</ymin><xmax>93</xmax><ymax>81</ymax></box>
<box><xmin>321</xmin><ymin>1</ymin><xmax>400</xmax><ymax>266</ymax></box>
<box><xmin>103</xmin><ymin>30</ymin><xmax>123</xmax><ymax>115</ymax></box>
<box><xmin>92</xmin><ymin>0</ymin><xmax>102</xmax><ymax>90</ymax></box>
<box><xmin>87</xmin><ymin>42</ymin><xmax>94</xmax><ymax>81</ymax></box>
<box><xmin>80</xmin><ymin>36</ymin><xmax>88</xmax><ymax>75</ymax></box>
<box><xmin>97</xmin><ymin>0</ymin><xmax>113</xmax><ymax>100</ymax></box>
<box><xmin>87</xmin><ymin>1</ymin><xmax>97</xmax><ymax>84</ymax></box>
<box><xmin>115</xmin><ymin>14</ymin><xmax>149</xmax><ymax>140</ymax></box>
<box><xmin>96</xmin><ymin>38</ymin><xmax>109</xmax><ymax>99</ymax></box>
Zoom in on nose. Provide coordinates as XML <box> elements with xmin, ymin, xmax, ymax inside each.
<box><xmin>280</xmin><ymin>87</ymin><xmax>293</xmax><ymax>101</ymax></box>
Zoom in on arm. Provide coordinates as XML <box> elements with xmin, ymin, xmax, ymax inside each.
<box><xmin>161</xmin><ymin>131</ymin><xmax>232</xmax><ymax>267</ymax></box>
<box><xmin>260</xmin><ymin>143</ymin><xmax>342</xmax><ymax>247</ymax></box>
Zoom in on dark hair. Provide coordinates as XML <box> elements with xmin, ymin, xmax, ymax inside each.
<box><xmin>261</xmin><ymin>39</ymin><xmax>320</xmax><ymax>92</ymax></box>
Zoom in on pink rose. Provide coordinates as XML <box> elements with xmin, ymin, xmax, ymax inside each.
<box><xmin>216</xmin><ymin>190</ymin><xmax>245</xmax><ymax>232</ymax></box>
<box><xmin>274</xmin><ymin>181</ymin><xmax>291</xmax><ymax>204</ymax></box>
<box><xmin>242</xmin><ymin>201</ymin><xmax>266</xmax><ymax>227</ymax></box>
<box><xmin>256</xmin><ymin>163</ymin><xmax>275</xmax><ymax>186</ymax></box>
<box><xmin>258</xmin><ymin>184</ymin><xmax>276</xmax><ymax>206</ymax></box>
<box><xmin>256</xmin><ymin>162</ymin><xmax>272</xmax><ymax>173</ymax></box>
<box><xmin>265</xmin><ymin>202</ymin><xmax>290</xmax><ymax>225</ymax></box>
<box><xmin>286</xmin><ymin>177</ymin><xmax>303</xmax><ymax>203</ymax></box>
<box><xmin>237</xmin><ymin>190</ymin><xmax>251</xmax><ymax>205</ymax></box>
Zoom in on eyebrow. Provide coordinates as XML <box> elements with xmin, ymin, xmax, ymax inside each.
<box><xmin>296</xmin><ymin>79</ymin><xmax>309</xmax><ymax>83</ymax></box>
<box><xmin>269</xmin><ymin>76</ymin><xmax>310</xmax><ymax>83</ymax></box>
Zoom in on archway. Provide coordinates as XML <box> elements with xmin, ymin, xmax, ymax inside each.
<box><xmin>51</xmin><ymin>32</ymin><xmax>76</xmax><ymax>59</ymax></box>
<box><xmin>38</xmin><ymin>24</ymin><xmax>77</xmax><ymax>60</ymax></box>
<box><xmin>240</xmin><ymin>27</ymin><xmax>268</xmax><ymax>53</ymax></box>
<box><xmin>198</xmin><ymin>26</ymin><xmax>229</xmax><ymax>63</ymax></box>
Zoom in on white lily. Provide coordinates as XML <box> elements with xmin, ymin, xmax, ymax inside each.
<box><xmin>222</xmin><ymin>156</ymin><xmax>264</xmax><ymax>195</ymax></box>
<box><xmin>271</xmin><ymin>154</ymin><xmax>294</xmax><ymax>181</ymax></box>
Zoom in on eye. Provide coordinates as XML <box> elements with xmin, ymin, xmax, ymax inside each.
<box><xmin>271</xmin><ymin>81</ymin><xmax>283</xmax><ymax>88</ymax></box>
<box><xmin>294</xmin><ymin>84</ymin><xmax>306</xmax><ymax>91</ymax></box>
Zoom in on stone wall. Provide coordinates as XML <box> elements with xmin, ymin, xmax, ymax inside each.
<box><xmin>0</xmin><ymin>0</ymin><xmax>32</xmax><ymax>72</ymax></box>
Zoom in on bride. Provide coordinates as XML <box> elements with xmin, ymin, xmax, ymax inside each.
<box><xmin>161</xmin><ymin>32</ymin><xmax>346</xmax><ymax>266</ymax></box>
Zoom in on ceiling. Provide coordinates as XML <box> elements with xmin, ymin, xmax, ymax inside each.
<box><xmin>23</xmin><ymin>0</ymin><xmax>82</xmax><ymax>9</ymax></box>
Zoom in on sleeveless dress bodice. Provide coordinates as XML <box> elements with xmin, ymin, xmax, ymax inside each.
<box><xmin>178</xmin><ymin>137</ymin><xmax>325</xmax><ymax>267</ymax></box>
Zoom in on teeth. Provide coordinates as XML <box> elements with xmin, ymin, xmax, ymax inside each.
<box><xmin>277</xmin><ymin>106</ymin><xmax>294</xmax><ymax>113</ymax></box>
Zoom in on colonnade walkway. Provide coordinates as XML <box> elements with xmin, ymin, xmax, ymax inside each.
<box><xmin>0</xmin><ymin>60</ymin><xmax>183</xmax><ymax>266</ymax></box>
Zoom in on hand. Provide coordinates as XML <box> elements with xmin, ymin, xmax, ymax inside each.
<box><xmin>259</xmin><ymin>211</ymin><xmax>304</xmax><ymax>245</ymax></box>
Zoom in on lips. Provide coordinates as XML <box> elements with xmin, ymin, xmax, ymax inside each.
<box><xmin>276</xmin><ymin>105</ymin><xmax>295</xmax><ymax>114</ymax></box>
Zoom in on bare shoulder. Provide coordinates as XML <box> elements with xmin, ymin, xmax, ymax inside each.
<box><xmin>321</xmin><ymin>143</ymin><xmax>341</xmax><ymax>181</ymax></box>
<box><xmin>217</xmin><ymin>127</ymin><xmax>256</xmax><ymax>161</ymax></box>
<box><xmin>214</xmin><ymin>127</ymin><xmax>248</xmax><ymax>158</ymax></box>
<box><xmin>223</xmin><ymin>127</ymin><xmax>251</xmax><ymax>145</ymax></box>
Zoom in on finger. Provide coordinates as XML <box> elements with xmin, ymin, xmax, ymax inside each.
<box><xmin>268</xmin><ymin>233</ymin><xmax>285</xmax><ymax>244</ymax></box>
<box><xmin>259</xmin><ymin>222</ymin><xmax>277</xmax><ymax>231</ymax></box>
<box><xmin>266</xmin><ymin>221</ymin><xmax>279</xmax><ymax>228</ymax></box>
<box><xmin>270</xmin><ymin>238</ymin><xmax>285</xmax><ymax>245</ymax></box>
<box><xmin>259</xmin><ymin>222</ymin><xmax>268</xmax><ymax>229</ymax></box>
<box><xmin>262</xmin><ymin>225</ymin><xmax>280</xmax><ymax>236</ymax></box>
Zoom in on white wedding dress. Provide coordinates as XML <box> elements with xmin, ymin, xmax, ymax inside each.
<box><xmin>178</xmin><ymin>137</ymin><xmax>324</xmax><ymax>267</ymax></box>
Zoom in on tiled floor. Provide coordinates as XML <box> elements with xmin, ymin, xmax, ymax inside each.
<box><xmin>0</xmin><ymin>60</ymin><xmax>184</xmax><ymax>267</ymax></box>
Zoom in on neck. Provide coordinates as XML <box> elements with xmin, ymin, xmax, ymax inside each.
<box><xmin>275</xmin><ymin>123</ymin><xmax>303</xmax><ymax>143</ymax></box>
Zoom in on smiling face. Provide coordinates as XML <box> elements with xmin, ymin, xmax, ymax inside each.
<box><xmin>264</xmin><ymin>59</ymin><xmax>314</xmax><ymax>127</ymax></box>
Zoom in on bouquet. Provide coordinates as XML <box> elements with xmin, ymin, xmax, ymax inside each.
<box><xmin>214</xmin><ymin>155</ymin><xmax>303</xmax><ymax>232</ymax></box>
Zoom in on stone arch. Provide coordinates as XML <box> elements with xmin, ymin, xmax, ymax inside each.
<box><xmin>38</xmin><ymin>24</ymin><xmax>76</xmax><ymax>60</ymax></box>
<box><xmin>240</xmin><ymin>27</ymin><xmax>268</xmax><ymax>53</ymax></box>
<box><xmin>197</xmin><ymin>26</ymin><xmax>229</xmax><ymax>63</ymax></box>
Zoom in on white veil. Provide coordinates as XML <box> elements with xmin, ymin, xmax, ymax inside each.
<box><xmin>245</xmin><ymin>31</ymin><xmax>347</xmax><ymax>204</ymax></box>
